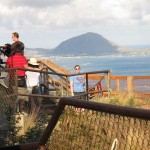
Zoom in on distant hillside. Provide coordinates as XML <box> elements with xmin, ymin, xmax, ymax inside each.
<box><xmin>50</xmin><ymin>32</ymin><xmax>119</xmax><ymax>56</ymax></box>
<box><xmin>25</xmin><ymin>47</ymin><xmax>53</xmax><ymax>58</ymax></box>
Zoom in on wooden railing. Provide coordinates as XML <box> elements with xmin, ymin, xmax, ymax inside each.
<box><xmin>38</xmin><ymin>59</ymin><xmax>150</xmax><ymax>98</ymax></box>
<box><xmin>1</xmin><ymin>59</ymin><xmax>149</xmax><ymax>98</ymax></box>
<box><xmin>86</xmin><ymin>74</ymin><xmax>150</xmax><ymax>97</ymax></box>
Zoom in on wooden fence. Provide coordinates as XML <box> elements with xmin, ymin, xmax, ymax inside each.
<box><xmin>85</xmin><ymin>74</ymin><xmax>150</xmax><ymax>98</ymax></box>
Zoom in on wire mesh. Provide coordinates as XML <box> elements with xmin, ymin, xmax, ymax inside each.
<box><xmin>45</xmin><ymin>101</ymin><xmax>150</xmax><ymax>150</ymax></box>
<box><xmin>0</xmin><ymin>70</ymin><xmax>18</xmax><ymax>113</ymax></box>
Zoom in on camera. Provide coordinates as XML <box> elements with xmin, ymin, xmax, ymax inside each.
<box><xmin>0</xmin><ymin>43</ymin><xmax>11</xmax><ymax>57</ymax></box>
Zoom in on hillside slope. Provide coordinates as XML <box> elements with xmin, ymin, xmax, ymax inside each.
<box><xmin>51</xmin><ymin>32</ymin><xmax>119</xmax><ymax>56</ymax></box>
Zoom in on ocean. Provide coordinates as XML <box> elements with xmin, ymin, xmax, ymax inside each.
<box><xmin>50</xmin><ymin>55</ymin><xmax>150</xmax><ymax>76</ymax></box>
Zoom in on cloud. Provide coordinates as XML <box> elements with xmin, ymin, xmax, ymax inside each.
<box><xmin>1</xmin><ymin>0</ymin><xmax>73</xmax><ymax>8</ymax></box>
<box><xmin>0</xmin><ymin>0</ymin><xmax>150</xmax><ymax>31</ymax></box>
<box><xmin>0</xmin><ymin>0</ymin><xmax>150</xmax><ymax>47</ymax></box>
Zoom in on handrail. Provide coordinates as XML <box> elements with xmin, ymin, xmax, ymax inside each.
<box><xmin>19</xmin><ymin>89</ymin><xmax>107</xmax><ymax>98</ymax></box>
<box><xmin>68</xmin><ymin>70</ymin><xmax>110</xmax><ymax>77</ymax></box>
<box><xmin>0</xmin><ymin>68</ymin><xmax>110</xmax><ymax>76</ymax></box>
<box><xmin>0</xmin><ymin>67</ymin><xmax>67</xmax><ymax>76</ymax></box>
<box><xmin>1</xmin><ymin>67</ymin><xmax>149</xmax><ymax>97</ymax></box>
<box><xmin>0</xmin><ymin>67</ymin><xmax>111</xmax><ymax>97</ymax></box>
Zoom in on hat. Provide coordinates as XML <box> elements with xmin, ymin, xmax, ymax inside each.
<box><xmin>28</xmin><ymin>58</ymin><xmax>39</xmax><ymax>66</ymax></box>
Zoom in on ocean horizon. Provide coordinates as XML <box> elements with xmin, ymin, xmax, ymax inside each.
<box><xmin>48</xmin><ymin>55</ymin><xmax>150</xmax><ymax>76</ymax></box>
<box><xmin>25</xmin><ymin>49</ymin><xmax>150</xmax><ymax>76</ymax></box>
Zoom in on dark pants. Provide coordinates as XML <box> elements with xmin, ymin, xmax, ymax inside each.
<box><xmin>73</xmin><ymin>92</ymin><xmax>86</xmax><ymax>112</ymax></box>
<box><xmin>18</xmin><ymin>76</ymin><xmax>26</xmax><ymax>87</ymax></box>
<box><xmin>74</xmin><ymin>92</ymin><xmax>86</xmax><ymax>100</ymax></box>
<box><xmin>29</xmin><ymin>86</ymin><xmax>42</xmax><ymax>115</ymax></box>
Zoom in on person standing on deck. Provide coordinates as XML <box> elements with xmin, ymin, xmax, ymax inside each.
<box><xmin>6</xmin><ymin>41</ymin><xmax>46</xmax><ymax>81</ymax></box>
<box><xmin>25</xmin><ymin>58</ymin><xmax>47</xmax><ymax>115</ymax></box>
<box><xmin>70</xmin><ymin>65</ymin><xmax>86</xmax><ymax>113</ymax></box>
<box><xmin>6</xmin><ymin>41</ymin><xmax>27</xmax><ymax>113</ymax></box>
<box><xmin>11</xmin><ymin>32</ymin><xmax>24</xmax><ymax>56</ymax></box>
<box><xmin>0</xmin><ymin>32</ymin><xmax>24</xmax><ymax>57</ymax></box>
<box><xmin>6</xmin><ymin>41</ymin><xmax>27</xmax><ymax>84</ymax></box>
<box><xmin>6</xmin><ymin>43</ymin><xmax>46</xmax><ymax>113</ymax></box>
<box><xmin>70</xmin><ymin>65</ymin><xmax>86</xmax><ymax>97</ymax></box>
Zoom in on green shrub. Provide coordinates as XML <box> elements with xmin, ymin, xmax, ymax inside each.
<box><xmin>109</xmin><ymin>97</ymin><xmax>119</xmax><ymax>104</ymax></box>
<box><xmin>127</xmin><ymin>97</ymin><xmax>135</xmax><ymax>107</ymax></box>
<box><xmin>19</xmin><ymin>113</ymin><xmax>51</xmax><ymax>144</ymax></box>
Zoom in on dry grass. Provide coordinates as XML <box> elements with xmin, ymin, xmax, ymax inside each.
<box><xmin>92</xmin><ymin>92</ymin><xmax>150</xmax><ymax>109</ymax></box>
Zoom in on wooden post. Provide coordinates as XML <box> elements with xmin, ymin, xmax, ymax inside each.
<box><xmin>86</xmin><ymin>73</ymin><xmax>89</xmax><ymax>101</ymax></box>
<box><xmin>127</xmin><ymin>76</ymin><xmax>134</xmax><ymax>96</ymax></box>
<box><xmin>14</xmin><ymin>69</ymin><xmax>19</xmax><ymax>111</ymax></box>
<box><xmin>66</xmin><ymin>76</ymin><xmax>69</xmax><ymax>97</ymax></box>
<box><xmin>14</xmin><ymin>69</ymin><xmax>18</xmax><ymax>94</ymax></box>
<box><xmin>116</xmin><ymin>79</ymin><xmax>120</xmax><ymax>91</ymax></box>
<box><xmin>107</xmin><ymin>71</ymin><xmax>111</xmax><ymax>98</ymax></box>
<box><xmin>46</xmin><ymin>67</ymin><xmax>49</xmax><ymax>87</ymax></box>
<box><xmin>60</xmin><ymin>78</ymin><xmax>63</xmax><ymax>97</ymax></box>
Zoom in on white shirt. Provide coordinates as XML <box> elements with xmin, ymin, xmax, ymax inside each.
<box><xmin>26</xmin><ymin>71</ymin><xmax>44</xmax><ymax>87</ymax></box>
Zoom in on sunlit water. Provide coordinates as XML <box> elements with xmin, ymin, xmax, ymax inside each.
<box><xmin>49</xmin><ymin>55</ymin><xmax>150</xmax><ymax>76</ymax></box>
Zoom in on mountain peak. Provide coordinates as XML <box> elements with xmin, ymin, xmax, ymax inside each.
<box><xmin>51</xmin><ymin>32</ymin><xmax>119</xmax><ymax>56</ymax></box>
<box><xmin>82</xmin><ymin>32</ymin><xmax>101</xmax><ymax>36</ymax></box>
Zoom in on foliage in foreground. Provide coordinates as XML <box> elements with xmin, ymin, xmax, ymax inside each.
<box><xmin>19</xmin><ymin>113</ymin><xmax>51</xmax><ymax>144</ymax></box>
<box><xmin>0</xmin><ymin>92</ymin><xmax>149</xmax><ymax>148</ymax></box>
<box><xmin>1</xmin><ymin>107</ymin><xmax>51</xmax><ymax>146</ymax></box>
<box><xmin>93</xmin><ymin>93</ymin><xmax>150</xmax><ymax>109</ymax></box>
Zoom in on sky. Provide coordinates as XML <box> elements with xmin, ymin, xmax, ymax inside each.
<box><xmin>0</xmin><ymin>0</ymin><xmax>150</xmax><ymax>49</ymax></box>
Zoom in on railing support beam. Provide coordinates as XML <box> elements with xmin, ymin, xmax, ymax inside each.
<box><xmin>127</xmin><ymin>76</ymin><xmax>134</xmax><ymax>96</ymax></box>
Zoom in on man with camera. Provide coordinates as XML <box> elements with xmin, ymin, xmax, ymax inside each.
<box><xmin>0</xmin><ymin>32</ymin><xmax>24</xmax><ymax>58</ymax></box>
<box><xmin>11</xmin><ymin>32</ymin><xmax>24</xmax><ymax>56</ymax></box>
